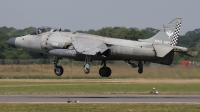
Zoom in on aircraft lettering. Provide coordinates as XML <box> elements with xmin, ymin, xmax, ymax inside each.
<box><xmin>154</xmin><ymin>39</ymin><xmax>162</xmax><ymax>44</ymax></box>
<box><xmin>86</xmin><ymin>48</ymin><xmax>90</xmax><ymax>51</ymax></box>
<box><xmin>164</xmin><ymin>41</ymin><xmax>170</xmax><ymax>44</ymax></box>
<box><xmin>71</xmin><ymin>50</ymin><xmax>76</xmax><ymax>56</ymax></box>
<box><xmin>52</xmin><ymin>42</ymin><xmax>59</xmax><ymax>46</ymax></box>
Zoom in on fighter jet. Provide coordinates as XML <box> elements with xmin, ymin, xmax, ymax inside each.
<box><xmin>6</xmin><ymin>18</ymin><xmax>190</xmax><ymax>77</ymax></box>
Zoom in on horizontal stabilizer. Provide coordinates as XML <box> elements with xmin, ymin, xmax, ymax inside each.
<box><xmin>172</xmin><ymin>46</ymin><xmax>193</xmax><ymax>57</ymax></box>
<box><xmin>177</xmin><ymin>52</ymin><xmax>194</xmax><ymax>57</ymax></box>
<box><xmin>153</xmin><ymin>44</ymin><xmax>173</xmax><ymax>57</ymax></box>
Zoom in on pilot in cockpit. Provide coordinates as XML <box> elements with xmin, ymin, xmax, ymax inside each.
<box><xmin>41</xmin><ymin>27</ymin><xmax>46</xmax><ymax>32</ymax></box>
<box><xmin>30</xmin><ymin>26</ymin><xmax>52</xmax><ymax>35</ymax></box>
<box><xmin>38</xmin><ymin>28</ymin><xmax>42</xmax><ymax>34</ymax></box>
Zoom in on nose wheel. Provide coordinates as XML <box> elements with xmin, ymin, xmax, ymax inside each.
<box><xmin>54</xmin><ymin>66</ymin><xmax>64</xmax><ymax>76</ymax></box>
<box><xmin>54</xmin><ymin>57</ymin><xmax>64</xmax><ymax>76</ymax></box>
<box><xmin>99</xmin><ymin>60</ymin><xmax>112</xmax><ymax>77</ymax></box>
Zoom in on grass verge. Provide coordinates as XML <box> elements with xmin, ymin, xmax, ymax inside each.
<box><xmin>0</xmin><ymin>79</ymin><xmax>200</xmax><ymax>94</ymax></box>
<box><xmin>0</xmin><ymin>103</ymin><xmax>199</xmax><ymax>112</ymax></box>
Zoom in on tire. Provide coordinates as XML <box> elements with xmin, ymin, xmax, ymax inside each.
<box><xmin>105</xmin><ymin>67</ymin><xmax>111</xmax><ymax>77</ymax></box>
<box><xmin>99</xmin><ymin>67</ymin><xmax>107</xmax><ymax>77</ymax></box>
<box><xmin>99</xmin><ymin>67</ymin><xmax>112</xmax><ymax>77</ymax></box>
<box><xmin>138</xmin><ymin>69</ymin><xmax>143</xmax><ymax>74</ymax></box>
<box><xmin>54</xmin><ymin>66</ymin><xmax>64</xmax><ymax>76</ymax></box>
<box><xmin>84</xmin><ymin>68</ymin><xmax>90</xmax><ymax>74</ymax></box>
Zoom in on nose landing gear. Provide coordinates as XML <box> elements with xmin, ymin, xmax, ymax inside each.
<box><xmin>54</xmin><ymin>57</ymin><xmax>64</xmax><ymax>76</ymax></box>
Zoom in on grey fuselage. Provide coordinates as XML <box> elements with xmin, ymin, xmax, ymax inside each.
<box><xmin>13</xmin><ymin>31</ymin><xmax>168</xmax><ymax>61</ymax></box>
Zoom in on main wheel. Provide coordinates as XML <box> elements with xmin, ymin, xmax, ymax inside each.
<box><xmin>99</xmin><ymin>67</ymin><xmax>106</xmax><ymax>77</ymax></box>
<box><xmin>54</xmin><ymin>66</ymin><xmax>64</xmax><ymax>76</ymax></box>
<box><xmin>105</xmin><ymin>67</ymin><xmax>111</xmax><ymax>77</ymax></box>
<box><xmin>99</xmin><ymin>67</ymin><xmax>112</xmax><ymax>77</ymax></box>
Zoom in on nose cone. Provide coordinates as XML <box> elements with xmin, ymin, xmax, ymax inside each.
<box><xmin>6</xmin><ymin>37</ymin><xmax>17</xmax><ymax>48</ymax></box>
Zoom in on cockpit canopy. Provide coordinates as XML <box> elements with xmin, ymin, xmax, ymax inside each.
<box><xmin>30</xmin><ymin>26</ymin><xmax>52</xmax><ymax>35</ymax></box>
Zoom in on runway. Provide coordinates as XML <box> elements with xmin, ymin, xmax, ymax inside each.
<box><xmin>0</xmin><ymin>94</ymin><xmax>200</xmax><ymax>104</ymax></box>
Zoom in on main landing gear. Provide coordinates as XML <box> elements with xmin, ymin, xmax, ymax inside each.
<box><xmin>99</xmin><ymin>60</ymin><xmax>112</xmax><ymax>77</ymax></box>
<box><xmin>83</xmin><ymin>56</ymin><xmax>111</xmax><ymax>77</ymax></box>
<box><xmin>54</xmin><ymin>57</ymin><xmax>64</xmax><ymax>76</ymax></box>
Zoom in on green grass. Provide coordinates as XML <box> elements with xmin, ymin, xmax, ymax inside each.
<box><xmin>0</xmin><ymin>79</ymin><xmax>200</xmax><ymax>94</ymax></box>
<box><xmin>0</xmin><ymin>79</ymin><xmax>200</xmax><ymax>111</ymax></box>
<box><xmin>0</xmin><ymin>103</ymin><xmax>199</xmax><ymax>112</ymax></box>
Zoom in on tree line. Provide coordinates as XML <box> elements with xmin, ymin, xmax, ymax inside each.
<box><xmin>0</xmin><ymin>26</ymin><xmax>200</xmax><ymax>62</ymax></box>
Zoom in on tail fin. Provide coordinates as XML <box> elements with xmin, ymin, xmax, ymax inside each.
<box><xmin>139</xmin><ymin>18</ymin><xmax>182</xmax><ymax>46</ymax></box>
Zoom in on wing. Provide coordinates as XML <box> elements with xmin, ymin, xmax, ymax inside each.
<box><xmin>71</xmin><ymin>36</ymin><xmax>108</xmax><ymax>55</ymax></box>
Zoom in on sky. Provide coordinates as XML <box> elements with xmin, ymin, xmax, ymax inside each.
<box><xmin>0</xmin><ymin>0</ymin><xmax>199</xmax><ymax>35</ymax></box>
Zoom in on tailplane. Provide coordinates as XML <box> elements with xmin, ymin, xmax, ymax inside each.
<box><xmin>139</xmin><ymin>18</ymin><xmax>182</xmax><ymax>46</ymax></box>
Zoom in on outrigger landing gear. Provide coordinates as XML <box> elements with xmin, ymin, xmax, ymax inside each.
<box><xmin>138</xmin><ymin>61</ymin><xmax>143</xmax><ymax>74</ymax></box>
<box><xmin>99</xmin><ymin>60</ymin><xmax>112</xmax><ymax>77</ymax></box>
<box><xmin>84</xmin><ymin>55</ymin><xmax>90</xmax><ymax>74</ymax></box>
<box><xmin>54</xmin><ymin>57</ymin><xmax>64</xmax><ymax>76</ymax></box>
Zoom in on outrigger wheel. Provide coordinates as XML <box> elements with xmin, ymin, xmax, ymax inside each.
<box><xmin>138</xmin><ymin>61</ymin><xmax>143</xmax><ymax>74</ymax></box>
